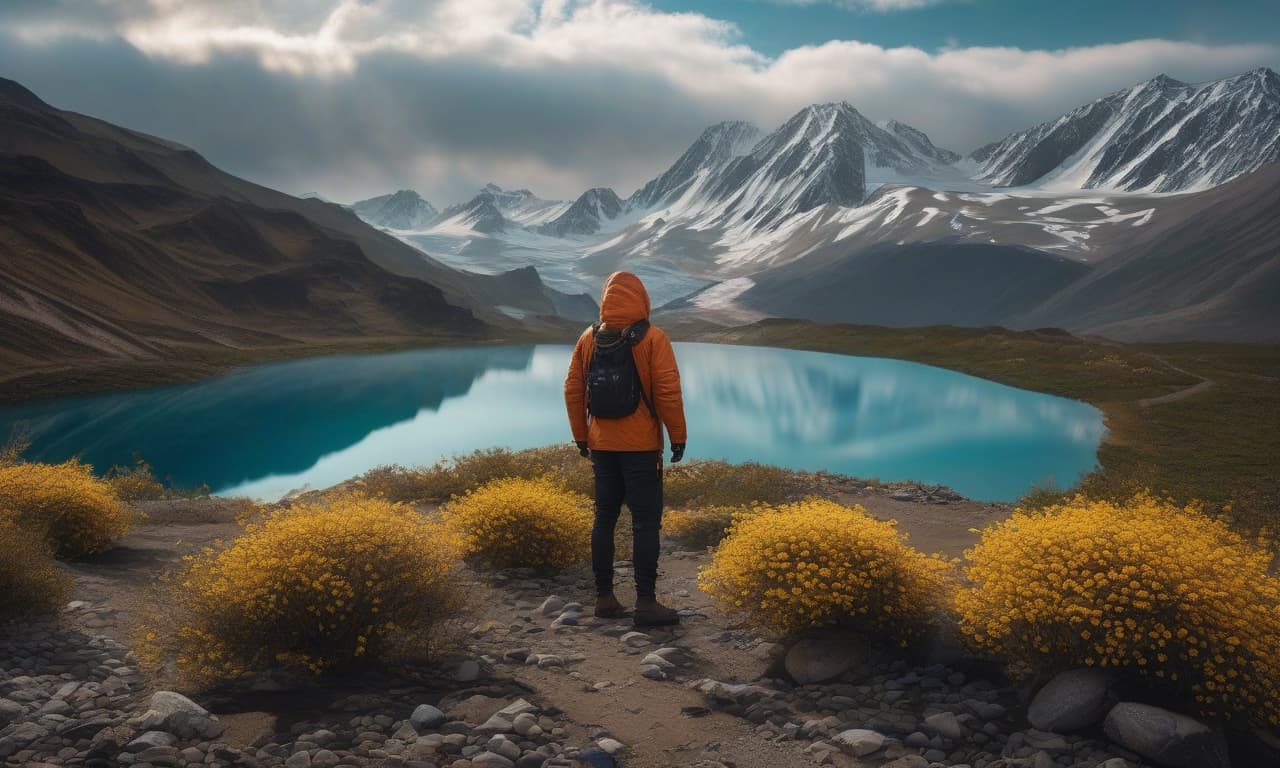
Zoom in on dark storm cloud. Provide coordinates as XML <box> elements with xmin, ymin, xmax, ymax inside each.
<box><xmin>0</xmin><ymin>33</ymin><xmax>720</xmax><ymax>204</ymax></box>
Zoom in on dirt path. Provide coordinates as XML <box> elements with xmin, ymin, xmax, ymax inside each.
<box><xmin>1136</xmin><ymin>356</ymin><xmax>1215</xmax><ymax>408</ymax></box>
<box><xmin>47</xmin><ymin>487</ymin><xmax>1010</xmax><ymax>766</ymax></box>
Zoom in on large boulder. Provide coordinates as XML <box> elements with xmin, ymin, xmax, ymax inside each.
<box><xmin>1028</xmin><ymin>668</ymin><xmax>1117</xmax><ymax>732</ymax></box>
<box><xmin>783</xmin><ymin>631</ymin><xmax>866</xmax><ymax>684</ymax></box>
<box><xmin>1103</xmin><ymin>702</ymin><xmax>1230</xmax><ymax>768</ymax></box>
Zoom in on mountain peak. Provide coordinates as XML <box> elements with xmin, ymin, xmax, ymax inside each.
<box><xmin>349</xmin><ymin>189</ymin><xmax>439</xmax><ymax>230</ymax></box>
<box><xmin>1147</xmin><ymin>73</ymin><xmax>1187</xmax><ymax>88</ymax></box>
<box><xmin>0</xmin><ymin>78</ymin><xmax>51</xmax><ymax>111</ymax></box>
<box><xmin>973</xmin><ymin>66</ymin><xmax>1280</xmax><ymax>192</ymax></box>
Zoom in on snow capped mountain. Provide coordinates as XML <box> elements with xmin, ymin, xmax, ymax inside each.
<box><xmin>426</xmin><ymin>184</ymin><xmax>570</xmax><ymax>235</ymax></box>
<box><xmin>880</xmin><ymin>120</ymin><xmax>962</xmax><ymax>166</ymax></box>
<box><xmin>624</xmin><ymin>103</ymin><xmax>967</xmax><ymax>233</ymax></box>
<box><xmin>972</xmin><ymin>67</ymin><xmax>1280</xmax><ymax>193</ymax></box>
<box><xmin>479</xmin><ymin>183</ymin><xmax>571</xmax><ymax>227</ymax></box>
<box><xmin>539</xmin><ymin>187</ymin><xmax>624</xmax><ymax>237</ymax></box>
<box><xmin>433</xmin><ymin>192</ymin><xmax>508</xmax><ymax>234</ymax></box>
<box><xmin>349</xmin><ymin>189</ymin><xmax>439</xmax><ymax>230</ymax></box>
<box><xmin>627</xmin><ymin>121</ymin><xmax>761</xmax><ymax>210</ymax></box>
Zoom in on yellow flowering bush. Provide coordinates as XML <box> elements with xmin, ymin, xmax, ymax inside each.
<box><xmin>0</xmin><ymin>459</ymin><xmax>132</xmax><ymax>557</ymax></box>
<box><xmin>163</xmin><ymin>492</ymin><xmax>462</xmax><ymax>683</ymax></box>
<box><xmin>699</xmin><ymin>498</ymin><xmax>952</xmax><ymax>637</ymax></box>
<box><xmin>0</xmin><ymin>518</ymin><xmax>72</xmax><ymax>620</ymax></box>
<box><xmin>664</xmin><ymin>505</ymin><xmax>763</xmax><ymax>550</ymax></box>
<box><xmin>956</xmin><ymin>492</ymin><xmax>1280</xmax><ymax>727</ymax></box>
<box><xmin>443</xmin><ymin>477</ymin><xmax>593</xmax><ymax>569</ymax></box>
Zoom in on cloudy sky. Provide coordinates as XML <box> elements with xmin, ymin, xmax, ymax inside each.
<box><xmin>2</xmin><ymin>0</ymin><xmax>1276</xmax><ymax>205</ymax></box>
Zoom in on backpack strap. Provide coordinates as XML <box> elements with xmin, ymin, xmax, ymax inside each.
<box><xmin>623</xmin><ymin>321</ymin><xmax>659</xmax><ymax>420</ymax></box>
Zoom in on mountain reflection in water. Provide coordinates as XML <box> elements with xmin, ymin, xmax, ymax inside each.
<box><xmin>0</xmin><ymin>343</ymin><xmax>1104</xmax><ymax>502</ymax></box>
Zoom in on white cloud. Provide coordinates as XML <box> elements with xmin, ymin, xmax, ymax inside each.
<box><xmin>0</xmin><ymin>0</ymin><xmax>1275</xmax><ymax>204</ymax></box>
<box><xmin>763</xmin><ymin>0</ymin><xmax>952</xmax><ymax>11</ymax></box>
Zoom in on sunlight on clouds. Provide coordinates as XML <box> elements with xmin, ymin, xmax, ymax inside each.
<box><xmin>1</xmin><ymin>0</ymin><xmax>1274</xmax><ymax>201</ymax></box>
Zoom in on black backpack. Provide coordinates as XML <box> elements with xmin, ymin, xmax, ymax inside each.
<box><xmin>586</xmin><ymin>320</ymin><xmax>656</xmax><ymax>419</ymax></box>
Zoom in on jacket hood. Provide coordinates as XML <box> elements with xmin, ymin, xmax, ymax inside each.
<box><xmin>599</xmin><ymin>271</ymin><xmax>650</xmax><ymax>327</ymax></box>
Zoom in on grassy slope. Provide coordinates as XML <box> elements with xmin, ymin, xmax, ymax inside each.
<box><xmin>680</xmin><ymin>319</ymin><xmax>1280</xmax><ymax>525</ymax></box>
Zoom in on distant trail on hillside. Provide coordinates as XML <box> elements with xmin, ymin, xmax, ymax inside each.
<box><xmin>1138</xmin><ymin>358</ymin><xmax>1215</xmax><ymax>408</ymax></box>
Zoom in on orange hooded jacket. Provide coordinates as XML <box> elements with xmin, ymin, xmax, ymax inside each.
<box><xmin>564</xmin><ymin>272</ymin><xmax>687</xmax><ymax>452</ymax></box>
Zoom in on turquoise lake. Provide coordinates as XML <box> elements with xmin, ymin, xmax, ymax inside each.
<box><xmin>0</xmin><ymin>343</ymin><xmax>1105</xmax><ymax>502</ymax></box>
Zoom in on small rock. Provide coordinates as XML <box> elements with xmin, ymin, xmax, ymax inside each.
<box><xmin>539</xmin><ymin>596</ymin><xmax>565</xmax><ymax>616</ymax></box>
<box><xmin>285</xmin><ymin>752</ymin><xmax>312</xmax><ymax>768</ymax></box>
<box><xmin>640</xmin><ymin>653</ymin><xmax>675</xmax><ymax>669</ymax></box>
<box><xmin>596</xmin><ymin>737</ymin><xmax>625</xmax><ymax>754</ymax></box>
<box><xmin>476</xmin><ymin>714</ymin><xmax>514</xmax><ymax>734</ymax></box>
<box><xmin>471</xmin><ymin>750</ymin><xmax>516</xmax><ymax>768</ymax></box>
<box><xmin>619</xmin><ymin>632</ymin><xmax>650</xmax><ymax>648</ymax></box>
<box><xmin>783</xmin><ymin>631</ymin><xmax>865</xmax><ymax>684</ymax></box>
<box><xmin>454</xmin><ymin>660</ymin><xmax>482</xmax><ymax>682</ymax></box>
<box><xmin>312</xmin><ymin>750</ymin><xmax>340</xmax><ymax>768</ymax></box>
<box><xmin>574</xmin><ymin>748</ymin><xmax>616</xmax><ymax>767</ymax></box>
<box><xmin>640</xmin><ymin>665</ymin><xmax>667</xmax><ymax>680</ymax></box>
<box><xmin>411</xmin><ymin>704</ymin><xmax>448</xmax><ymax>731</ymax></box>
<box><xmin>125</xmin><ymin>731</ymin><xmax>177</xmax><ymax>752</ymax></box>
<box><xmin>833</xmin><ymin>728</ymin><xmax>885</xmax><ymax>757</ymax></box>
<box><xmin>923</xmin><ymin>711</ymin><xmax>963</xmax><ymax>740</ymax></box>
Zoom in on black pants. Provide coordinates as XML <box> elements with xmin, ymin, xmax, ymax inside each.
<box><xmin>590</xmin><ymin>450</ymin><xmax>663</xmax><ymax>599</ymax></box>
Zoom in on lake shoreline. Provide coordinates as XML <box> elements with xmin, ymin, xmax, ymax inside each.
<box><xmin>6</xmin><ymin>320</ymin><xmax>1276</xmax><ymax>517</ymax></box>
<box><xmin>0</xmin><ymin>334</ymin><xmax>560</xmax><ymax>407</ymax></box>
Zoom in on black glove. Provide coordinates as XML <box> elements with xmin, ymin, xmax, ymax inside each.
<box><xmin>576</xmin><ymin>441</ymin><xmax>590</xmax><ymax>458</ymax></box>
<box><xmin>670</xmin><ymin>442</ymin><xmax>685</xmax><ymax>463</ymax></box>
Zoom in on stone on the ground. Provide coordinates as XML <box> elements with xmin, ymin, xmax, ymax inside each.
<box><xmin>311</xmin><ymin>749</ymin><xmax>340</xmax><ymax>768</ymax></box>
<box><xmin>596</xmin><ymin>737</ymin><xmax>625</xmax><ymax>754</ymax></box>
<box><xmin>783</xmin><ymin>631</ymin><xmax>865</xmax><ymax>684</ymax></box>
<box><xmin>132</xmin><ymin>690</ymin><xmax>225</xmax><ymax>739</ymax></box>
<box><xmin>472</xmin><ymin>750</ymin><xmax>516</xmax><ymax>767</ymax></box>
<box><xmin>640</xmin><ymin>665</ymin><xmax>667</xmax><ymax>680</ymax></box>
<box><xmin>923</xmin><ymin>711</ymin><xmax>963</xmax><ymax>740</ymax></box>
<box><xmin>640</xmin><ymin>653</ymin><xmax>675</xmax><ymax>669</ymax></box>
<box><xmin>411</xmin><ymin>704</ymin><xmax>448</xmax><ymax>731</ymax></box>
<box><xmin>284</xmin><ymin>751</ymin><xmax>312</xmax><ymax>768</ymax></box>
<box><xmin>1102</xmin><ymin>702</ymin><xmax>1229</xmax><ymax>768</ymax></box>
<box><xmin>454</xmin><ymin>659</ymin><xmax>482</xmax><ymax>681</ymax></box>
<box><xmin>619</xmin><ymin>631</ymin><xmax>650</xmax><ymax>648</ymax></box>
<box><xmin>477</xmin><ymin>713</ymin><xmax>515</xmax><ymax>733</ymax></box>
<box><xmin>125</xmin><ymin>730</ymin><xmax>177</xmax><ymax>752</ymax></box>
<box><xmin>539</xmin><ymin>596</ymin><xmax>566</xmax><ymax>616</ymax></box>
<box><xmin>497</xmin><ymin>699</ymin><xmax>539</xmax><ymax>718</ymax></box>
<box><xmin>574</xmin><ymin>748</ymin><xmax>616</xmax><ymax>767</ymax></box>
<box><xmin>1028</xmin><ymin>668</ymin><xmax>1117</xmax><ymax>732</ymax></box>
<box><xmin>833</xmin><ymin>728</ymin><xmax>885</xmax><ymax>756</ymax></box>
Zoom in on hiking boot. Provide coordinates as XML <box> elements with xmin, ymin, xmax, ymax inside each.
<box><xmin>634</xmin><ymin>597</ymin><xmax>680</xmax><ymax>627</ymax></box>
<box><xmin>594</xmin><ymin>592</ymin><xmax>626</xmax><ymax>619</ymax></box>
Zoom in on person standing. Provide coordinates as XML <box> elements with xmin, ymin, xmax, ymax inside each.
<box><xmin>564</xmin><ymin>271</ymin><xmax>687</xmax><ymax>626</ymax></box>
